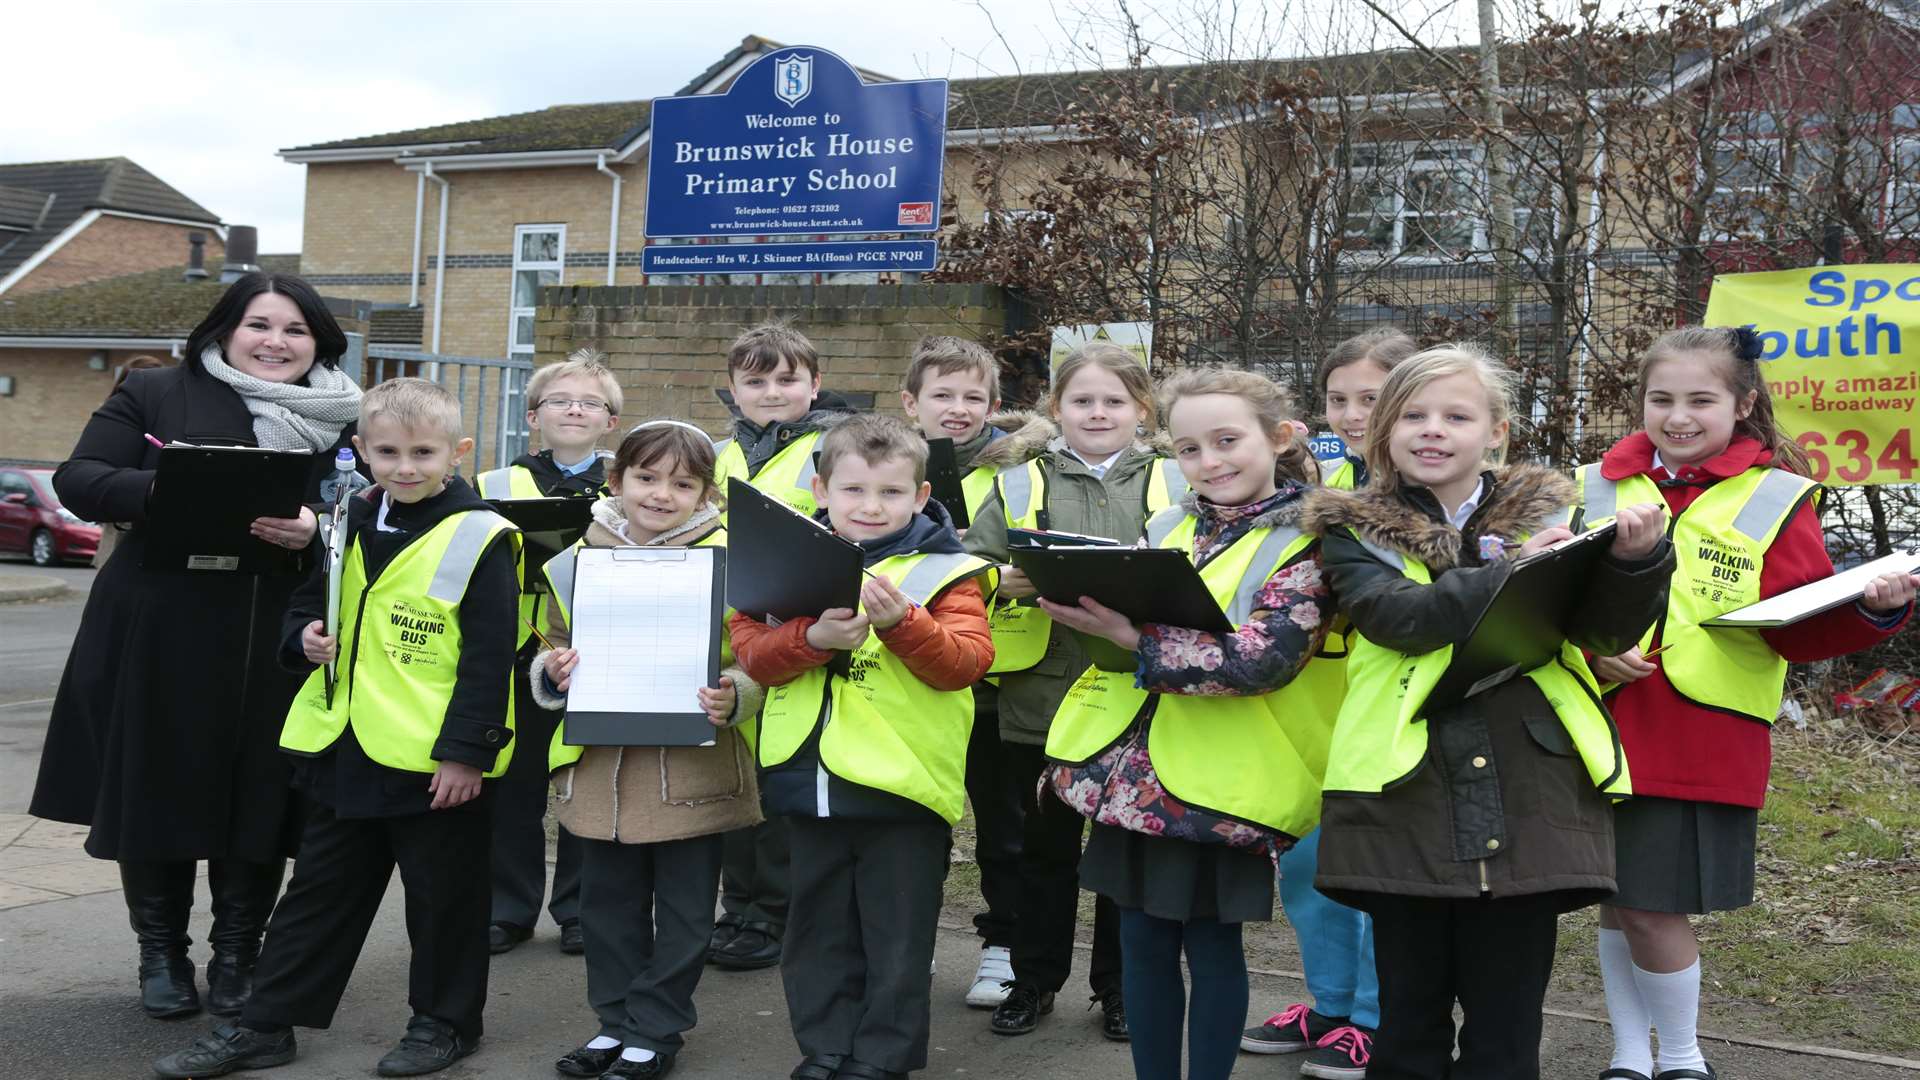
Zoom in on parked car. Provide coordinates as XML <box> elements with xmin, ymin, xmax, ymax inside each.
<box><xmin>0</xmin><ymin>468</ymin><xmax>99</xmax><ymax>566</ymax></box>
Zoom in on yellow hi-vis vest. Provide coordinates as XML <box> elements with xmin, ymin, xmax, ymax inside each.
<box><xmin>987</xmin><ymin>455</ymin><xmax>1190</xmax><ymax>675</ymax></box>
<box><xmin>282</xmin><ymin>509</ymin><xmax>522</xmax><ymax>777</ymax></box>
<box><xmin>539</xmin><ymin>526</ymin><xmax>734</xmax><ymax>770</ymax></box>
<box><xmin>1321</xmin><ymin>528</ymin><xmax>1630</xmax><ymax>800</ymax></box>
<box><xmin>1322</xmin><ymin>457</ymin><xmax>1360</xmax><ymax>491</ymax></box>
<box><xmin>1572</xmin><ymin>462</ymin><xmax>1818</xmax><ymax>724</ymax></box>
<box><xmin>714</xmin><ymin>430</ymin><xmax>825</xmax><ymax>523</ymax></box>
<box><xmin>1044</xmin><ymin>507</ymin><xmax>1336</xmax><ymax>837</ymax></box>
<box><xmin>961</xmin><ymin>464</ymin><xmax>998</xmax><ymax>521</ymax></box>
<box><xmin>757</xmin><ymin>551</ymin><xmax>996</xmax><ymax>823</ymax></box>
<box><xmin>476</xmin><ymin>463</ymin><xmax>593</xmax><ymax>651</ymax></box>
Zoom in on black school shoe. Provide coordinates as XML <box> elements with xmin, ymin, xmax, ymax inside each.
<box><xmin>557</xmin><ymin>1042</ymin><xmax>624</xmax><ymax>1077</ymax></box>
<box><xmin>376</xmin><ymin>1015</ymin><xmax>477</xmax><ymax>1076</ymax></box>
<box><xmin>710</xmin><ymin>921</ymin><xmax>781</xmax><ymax>969</ymax></box>
<box><xmin>153</xmin><ymin>1023</ymin><xmax>297</xmax><ymax>1078</ymax></box>
<box><xmin>790</xmin><ymin>1053</ymin><xmax>845</xmax><ymax>1080</ymax></box>
<box><xmin>706</xmin><ymin>913</ymin><xmax>745</xmax><ymax>961</ymax></box>
<box><xmin>601</xmin><ymin>1052</ymin><xmax>674</xmax><ymax>1078</ymax></box>
<box><xmin>989</xmin><ymin>982</ymin><xmax>1055</xmax><ymax>1035</ymax></box>
<box><xmin>1091</xmin><ymin>988</ymin><xmax>1128</xmax><ymax>1041</ymax></box>
<box><xmin>559</xmin><ymin>918</ymin><xmax>585</xmax><ymax>955</ymax></box>
<box><xmin>489</xmin><ymin>921</ymin><xmax>534</xmax><ymax>955</ymax></box>
<box><xmin>1599</xmin><ymin>1070</ymin><xmax>1653</xmax><ymax>1080</ymax></box>
<box><xmin>1653</xmin><ymin>1067</ymin><xmax>1717</xmax><ymax>1080</ymax></box>
<box><xmin>835</xmin><ymin>1061</ymin><xmax>904</xmax><ymax>1080</ymax></box>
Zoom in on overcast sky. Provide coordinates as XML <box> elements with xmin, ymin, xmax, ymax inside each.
<box><xmin>4</xmin><ymin>0</ymin><xmax>1478</xmax><ymax>254</ymax></box>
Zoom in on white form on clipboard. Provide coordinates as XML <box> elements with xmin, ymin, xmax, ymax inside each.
<box><xmin>564</xmin><ymin>546</ymin><xmax>726</xmax><ymax>747</ymax></box>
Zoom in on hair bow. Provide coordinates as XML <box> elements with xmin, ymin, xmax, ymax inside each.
<box><xmin>1728</xmin><ymin>326</ymin><xmax>1765</xmax><ymax>364</ymax></box>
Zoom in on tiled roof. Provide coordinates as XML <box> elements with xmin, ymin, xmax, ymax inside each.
<box><xmin>0</xmin><ymin>184</ymin><xmax>53</xmax><ymax>232</ymax></box>
<box><xmin>284</xmin><ymin>3</ymin><xmax>1860</xmax><ymax>161</ymax></box>
<box><xmin>0</xmin><ymin>254</ymin><xmax>307</xmax><ymax>340</ymax></box>
<box><xmin>0</xmin><ymin>158</ymin><xmax>221</xmax><ymax>282</ymax></box>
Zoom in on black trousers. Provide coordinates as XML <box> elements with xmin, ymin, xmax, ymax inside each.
<box><xmin>1364</xmin><ymin>893</ymin><xmax>1562</xmax><ymax>1080</ymax></box>
<box><xmin>964</xmin><ymin>686</ymin><xmax>1024</xmax><ymax>948</ymax></box>
<box><xmin>783</xmin><ymin>816</ymin><xmax>949</xmax><ymax>1073</ymax></box>
<box><xmin>579</xmin><ymin>834</ymin><xmax>725</xmax><ymax>1053</ymax></box>
<box><xmin>719</xmin><ymin>816</ymin><xmax>790</xmax><ymax>932</ymax></box>
<box><xmin>243</xmin><ymin>795</ymin><xmax>492</xmax><ymax>1040</ymax></box>
<box><xmin>1000</xmin><ymin>741</ymin><xmax>1121</xmax><ymax>997</ymax></box>
<box><xmin>490</xmin><ymin>661</ymin><xmax>581</xmax><ymax>929</ymax></box>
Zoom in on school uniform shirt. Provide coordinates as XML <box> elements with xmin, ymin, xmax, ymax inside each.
<box><xmin>728</xmin><ymin>500</ymin><xmax>994</xmax><ymax>823</ymax></box>
<box><xmin>1595</xmin><ymin>433</ymin><xmax>1911</xmax><ymax>808</ymax></box>
<box><xmin>513</xmin><ymin>448</ymin><xmax>610</xmax><ymax>498</ymax></box>
<box><xmin>277</xmin><ymin>477</ymin><xmax>519</xmax><ymax>818</ymax></box>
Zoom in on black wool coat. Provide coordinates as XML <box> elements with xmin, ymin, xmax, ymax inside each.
<box><xmin>30</xmin><ymin>363</ymin><xmax>360</xmax><ymax>861</ymax></box>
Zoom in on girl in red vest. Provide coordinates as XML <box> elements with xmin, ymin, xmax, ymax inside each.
<box><xmin>1584</xmin><ymin>326</ymin><xmax>1916</xmax><ymax>1080</ymax></box>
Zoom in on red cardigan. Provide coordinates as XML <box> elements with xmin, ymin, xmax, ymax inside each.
<box><xmin>1599</xmin><ymin>433</ymin><xmax>1909</xmax><ymax>807</ymax></box>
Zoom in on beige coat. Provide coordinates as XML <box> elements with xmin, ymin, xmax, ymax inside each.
<box><xmin>529</xmin><ymin>499</ymin><xmax>765</xmax><ymax>844</ymax></box>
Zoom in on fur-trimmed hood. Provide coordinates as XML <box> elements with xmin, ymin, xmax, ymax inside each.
<box><xmin>1299</xmin><ymin>464</ymin><xmax>1574</xmax><ymax>570</ymax></box>
<box><xmin>969</xmin><ymin>409</ymin><xmax>1174</xmax><ymax>472</ymax></box>
<box><xmin>585</xmin><ymin>495</ymin><xmax>721</xmax><ymax>547</ymax></box>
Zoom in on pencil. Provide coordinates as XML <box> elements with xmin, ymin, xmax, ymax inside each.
<box><xmin>1640</xmin><ymin>643</ymin><xmax>1673</xmax><ymax>661</ymax></box>
<box><xmin>523</xmin><ymin>618</ymin><xmax>556</xmax><ymax>652</ymax></box>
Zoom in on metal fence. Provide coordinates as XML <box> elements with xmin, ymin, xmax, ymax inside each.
<box><xmin>344</xmin><ymin>343</ymin><xmax>533</xmax><ymax>476</ymax></box>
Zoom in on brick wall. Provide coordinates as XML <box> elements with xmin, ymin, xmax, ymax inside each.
<box><xmin>0</xmin><ymin>347</ymin><xmax>174</xmax><ymax>464</ymax></box>
<box><xmin>533</xmin><ymin>283</ymin><xmax>1007</xmax><ymax>434</ymax></box>
<box><xmin>8</xmin><ymin>216</ymin><xmax>224</xmax><ymax>296</ymax></box>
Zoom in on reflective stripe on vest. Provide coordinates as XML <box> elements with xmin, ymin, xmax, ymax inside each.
<box><xmin>716</xmin><ymin>432</ymin><xmax>823</xmax><ymax>523</ymax></box>
<box><xmin>1573</xmin><ymin>462</ymin><xmax>1816</xmax><ymax>724</ymax></box>
<box><xmin>1045</xmin><ymin>512</ymin><xmax>1331</xmax><ymax>836</ymax></box>
<box><xmin>282</xmin><ymin>510</ymin><xmax>520</xmax><ymax>777</ymax></box>
<box><xmin>477</xmin><ymin>465</ymin><xmax>543</xmax><ymax>500</ymax></box>
<box><xmin>756</xmin><ymin>551</ymin><xmax>995</xmax><ymax>823</ymax></box>
<box><xmin>1148</xmin><ymin>457</ymin><xmax>1191</xmax><ymax>512</ymax></box>
<box><xmin>1322</xmin><ymin>524</ymin><xmax>1628</xmax><ymax>799</ymax></box>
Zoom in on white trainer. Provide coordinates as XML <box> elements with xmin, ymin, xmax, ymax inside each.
<box><xmin>965</xmin><ymin>945</ymin><xmax>1015</xmax><ymax>1008</ymax></box>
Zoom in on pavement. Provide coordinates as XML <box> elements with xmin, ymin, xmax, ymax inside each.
<box><xmin>2</xmin><ymin>563</ymin><xmax>1915</xmax><ymax>1079</ymax></box>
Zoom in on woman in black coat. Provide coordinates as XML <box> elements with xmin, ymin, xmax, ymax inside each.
<box><xmin>30</xmin><ymin>272</ymin><xmax>366</xmax><ymax>1021</ymax></box>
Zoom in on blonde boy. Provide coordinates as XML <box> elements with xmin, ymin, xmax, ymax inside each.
<box><xmin>477</xmin><ymin>348</ymin><xmax>621</xmax><ymax>955</ymax></box>
<box><xmin>156</xmin><ymin>378</ymin><xmax>520</xmax><ymax>1079</ymax></box>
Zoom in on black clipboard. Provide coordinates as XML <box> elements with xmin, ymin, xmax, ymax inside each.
<box><xmin>1008</xmin><ymin>527</ymin><xmax>1122</xmax><ymax>549</ymax></box>
<box><xmin>724</xmin><ymin>478</ymin><xmax>862</xmax><ymax>622</ymax></box>
<box><xmin>1422</xmin><ymin>522</ymin><xmax>1619</xmax><ymax>711</ymax></box>
<box><xmin>489</xmin><ymin>498</ymin><xmax>593</xmax><ymax>592</ymax></box>
<box><xmin>143</xmin><ymin>444</ymin><xmax>314</xmax><ymax>574</ymax></box>
<box><xmin>1010</xmin><ymin>545</ymin><xmax>1232</xmax><ymax>671</ymax></box>
<box><xmin>925</xmin><ymin>438</ymin><xmax>971</xmax><ymax>529</ymax></box>
<box><xmin>563</xmin><ymin>546</ymin><xmax>727</xmax><ymax>747</ymax></box>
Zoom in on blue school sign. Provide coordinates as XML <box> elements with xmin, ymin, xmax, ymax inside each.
<box><xmin>644</xmin><ymin>47</ymin><xmax>947</xmax><ymax>273</ymax></box>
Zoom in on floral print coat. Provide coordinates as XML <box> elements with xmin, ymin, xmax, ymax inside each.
<box><xmin>1048</xmin><ymin>483</ymin><xmax>1331</xmax><ymax>858</ymax></box>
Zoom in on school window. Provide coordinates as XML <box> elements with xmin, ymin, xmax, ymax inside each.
<box><xmin>509</xmin><ymin>225</ymin><xmax>565</xmax><ymax>359</ymax></box>
<box><xmin>984</xmin><ymin>208</ymin><xmax>1056</xmax><ymax>250</ymax></box>
<box><xmin>1340</xmin><ymin>141</ymin><xmax>1557</xmax><ymax>260</ymax></box>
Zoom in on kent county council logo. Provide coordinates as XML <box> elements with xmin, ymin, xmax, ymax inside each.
<box><xmin>775</xmin><ymin>54</ymin><xmax>813</xmax><ymax>108</ymax></box>
<box><xmin>897</xmin><ymin>202</ymin><xmax>934</xmax><ymax>226</ymax></box>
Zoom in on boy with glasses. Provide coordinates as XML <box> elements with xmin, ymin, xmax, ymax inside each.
<box><xmin>476</xmin><ymin>349</ymin><xmax>622</xmax><ymax>957</ymax></box>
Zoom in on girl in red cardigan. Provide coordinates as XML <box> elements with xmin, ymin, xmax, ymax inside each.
<box><xmin>1582</xmin><ymin>326</ymin><xmax>1916</xmax><ymax>1080</ymax></box>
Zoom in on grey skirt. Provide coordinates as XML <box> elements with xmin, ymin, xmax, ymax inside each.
<box><xmin>1079</xmin><ymin>822</ymin><xmax>1275</xmax><ymax>924</ymax></box>
<box><xmin>1611</xmin><ymin>796</ymin><xmax>1758</xmax><ymax>914</ymax></box>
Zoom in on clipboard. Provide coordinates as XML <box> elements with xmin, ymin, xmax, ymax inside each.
<box><xmin>1702</xmin><ymin>549</ymin><xmax>1920</xmax><ymax>628</ymax></box>
<box><xmin>724</xmin><ymin>478</ymin><xmax>862</xmax><ymax>622</ymax></box>
<box><xmin>1422</xmin><ymin>522</ymin><xmax>1619</xmax><ymax>711</ymax></box>
<box><xmin>926</xmin><ymin>438</ymin><xmax>971</xmax><ymax>529</ymax></box>
<box><xmin>1010</xmin><ymin>545</ymin><xmax>1233</xmax><ymax>671</ymax></box>
<box><xmin>1008</xmin><ymin>527</ymin><xmax>1122</xmax><ymax>549</ymax></box>
<box><xmin>488</xmin><ymin>498</ymin><xmax>594</xmax><ymax>592</ymax></box>
<box><xmin>143</xmin><ymin>443</ymin><xmax>314</xmax><ymax>574</ymax></box>
<box><xmin>563</xmin><ymin>545</ymin><xmax>726</xmax><ymax>747</ymax></box>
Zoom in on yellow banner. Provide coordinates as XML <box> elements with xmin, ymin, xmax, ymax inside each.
<box><xmin>1703</xmin><ymin>265</ymin><xmax>1920</xmax><ymax>486</ymax></box>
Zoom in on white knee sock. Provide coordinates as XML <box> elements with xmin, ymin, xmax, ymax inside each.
<box><xmin>1598</xmin><ymin>928</ymin><xmax>1654</xmax><ymax>1075</ymax></box>
<box><xmin>586</xmin><ymin>1035</ymin><xmax>621</xmax><ymax>1051</ymax></box>
<box><xmin>1634</xmin><ymin>960</ymin><xmax>1706</xmax><ymax>1073</ymax></box>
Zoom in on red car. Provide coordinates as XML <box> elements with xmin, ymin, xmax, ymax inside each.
<box><xmin>0</xmin><ymin>468</ymin><xmax>99</xmax><ymax>566</ymax></box>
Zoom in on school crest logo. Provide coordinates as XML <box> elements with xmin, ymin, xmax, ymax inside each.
<box><xmin>774</xmin><ymin>54</ymin><xmax>813</xmax><ymax>108</ymax></box>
